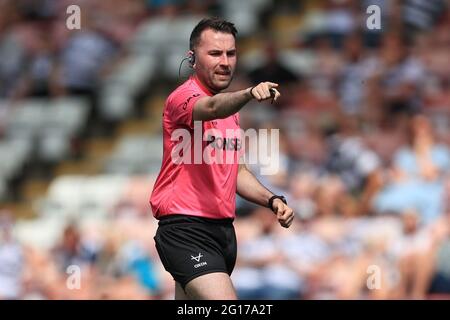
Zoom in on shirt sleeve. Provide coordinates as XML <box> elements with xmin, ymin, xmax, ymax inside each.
<box><xmin>167</xmin><ymin>88</ymin><xmax>205</xmax><ymax>129</ymax></box>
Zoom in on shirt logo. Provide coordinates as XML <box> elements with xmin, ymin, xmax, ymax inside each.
<box><xmin>180</xmin><ymin>93</ymin><xmax>200</xmax><ymax>110</ymax></box>
<box><xmin>206</xmin><ymin>135</ymin><xmax>242</xmax><ymax>151</ymax></box>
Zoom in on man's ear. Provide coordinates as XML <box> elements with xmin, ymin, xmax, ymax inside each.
<box><xmin>188</xmin><ymin>50</ymin><xmax>195</xmax><ymax>68</ymax></box>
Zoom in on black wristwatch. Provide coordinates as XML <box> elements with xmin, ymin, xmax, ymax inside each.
<box><xmin>268</xmin><ymin>195</ymin><xmax>287</xmax><ymax>212</ymax></box>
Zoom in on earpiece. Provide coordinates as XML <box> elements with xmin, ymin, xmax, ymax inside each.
<box><xmin>178</xmin><ymin>50</ymin><xmax>195</xmax><ymax>79</ymax></box>
<box><xmin>188</xmin><ymin>50</ymin><xmax>195</xmax><ymax>67</ymax></box>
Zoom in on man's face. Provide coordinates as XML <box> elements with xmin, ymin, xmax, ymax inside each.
<box><xmin>194</xmin><ymin>29</ymin><xmax>236</xmax><ymax>93</ymax></box>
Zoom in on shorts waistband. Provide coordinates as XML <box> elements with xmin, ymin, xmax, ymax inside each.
<box><xmin>158</xmin><ymin>214</ymin><xmax>234</xmax><ymax>226</ymax></box>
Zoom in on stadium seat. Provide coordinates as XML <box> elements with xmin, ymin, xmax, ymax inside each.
<box><xmin>14</xmin><ymin>216</ymin><xmax>68</xmax><ymax>250</ymax></box>
<box><xmin>0</xmin><ymin>139</ymin><xmax>32</xmax><ymax>180</ymax></box>
<box><xmin>105</xmin><ymin>55</ymin><xmax>157</xmax><ymax>96</ymax></box>
<box><xmin>5</xmin><ymin>99</ymin><xmax>46</xmax><ymax>139</ymax></box>
<box><xmin>0</xmin><ymin>178</ymin><xmax>6</xmax><ymax>201</ymax></box>
<box><xmin>77</xmin><ymin>175</ymin><xmax>128</xmax><ymax>218</ymax></box>
<box><xmin>279</xmin><ymin>49</ymin><xmax>317</xmax><ymax>76</ymax></box>
<box><xmin>41</xmin><ymin>97</ymin><xmax>90</xmax><ymax>136</ymax></box>
<box><xmin>105</xmin><ymin>134</ymin><xmax>163</xmax><ymax>174</ymax></box>
<box><xmin>99</xmin><ymin>84</ymin><xmax>134</xmax><ymax>122</ymax></box>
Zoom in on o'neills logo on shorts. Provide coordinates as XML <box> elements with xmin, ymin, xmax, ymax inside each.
<box><xmin>191</xmin><ymin>253</ymin><xmax>207</xmax><ymax>268</ymax></box>
<box><xmin>194</xmin><ymin>262</ymin><xmax>207</xmax><ymax>268</ymax></box>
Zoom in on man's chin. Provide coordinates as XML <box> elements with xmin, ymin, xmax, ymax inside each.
<box><xmin>212</xmin><ymin>79</ymin><xmax>232</xmax><ymax>92</ymax></box>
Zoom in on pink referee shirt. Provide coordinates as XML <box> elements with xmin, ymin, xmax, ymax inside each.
<box><xmin>150</xmin><ymin>76</ymin><xmax>243</xmax><ymax>220</ymax></box>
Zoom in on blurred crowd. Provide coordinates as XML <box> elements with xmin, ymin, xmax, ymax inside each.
<box><xmin>231</xmin><ymin>0</ymin><xmax>450</xmax><ymax>299</ymax></box>
<box><xmin>232</xmin><ymin>0</ymin><xmax>450</xmax><ymax>299</ymax></box>
<box><xmin>0</xmin><ymin>0</ymin><xmax>133</xmax><ymax>100</ymax></box>
<box><xmin>1</xmin><ymin>0</ymin><xmax>450</xmax><ymax>299</ymax></box>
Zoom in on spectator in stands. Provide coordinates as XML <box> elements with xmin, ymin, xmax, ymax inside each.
<box><xmin>12</xmin><ymin>29</ymin><xmax>57</xmax><ymax>98</ymax></box>
<box><xmin>325</xmin><ymin>115</ymin><xmax>381</xmax><ymax>193</ymax></box>
<box><xmin>0</xmin><ymin>1</ymin><xmax>27</xmax><ymax>99</ymax></box>
<box><xmin>402</xmin><ymin>0</ymin><xmax>445</xmax><ymax>35</ymax></box>
<box><xmin>324</xmin><ymin>0</ymin><xmax>358</xmax><ymax>49</ymax></box>
<box><xmin>338</xmin><ymin>32</ymin><xmax>378</xmax><ymax>115</ymax></box>
<box><xmin>392</xmin><ymin>208</ymin><xmax>440</xmax><ymax>299</ymax></box>
<box><xmin>52</xmin><ymin>223</ymin><xmax>97</xmax><ymax>273</ymax></box>
<box><xmin>233</xmin><ymin>208</ymin><xmax>303</xmax><ymax>299</ymax></box>
<box><xmin>289</xmin><ymin>36</ymin><xmax>340</xmax><ymax>116</ymax></box>
<box><xmin>2</xmin><ymin>0</ymin><xmax>450</xmax><ymax>300</ymax></box>
<box><xmin>247</xmin><ymin>39</ymin><xmax>299</xmax><ymax>107</ymax></box>
<box><xmin>374</xmin><ymin>114</ymin><xmax>450</xmax><ymax>224</ymax></box>
<box><xmin>53</xmin><ymin>8</ymin><xmax>118</xmax><ymax>98</ymax></box>
<box><xmin>372</xmin><ymin>33</ymin><xmax>426</xmax><ymax>118</ymax></box>
<box><xmin>0</xmin><ymin>210</ymin><xmax>24</xmax><ymax>299</ymax></box>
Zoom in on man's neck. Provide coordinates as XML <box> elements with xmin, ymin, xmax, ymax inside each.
<box><xmin>193</xmin><ymin>75</ymin><xmax>217</xmax><ymax>96</ymax></box>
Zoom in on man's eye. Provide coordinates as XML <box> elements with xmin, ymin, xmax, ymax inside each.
<box><xmin>210</xmin><ymin>52</ymin><xmax>221</xmax><ymax>56</ymax></box>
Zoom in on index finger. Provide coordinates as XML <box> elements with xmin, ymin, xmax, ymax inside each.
<box><xmin>266</xmin><ymin>82</ymin><xmax>279</xmax><ymax>88</ymax></box>
<box><xmin>272</xmin><ymin>89</ymin><xmax>281</xmax><ymax>100</ymax></box>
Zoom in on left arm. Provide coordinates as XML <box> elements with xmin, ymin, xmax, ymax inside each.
<box><xmin>237</xmin><ymin>163</ymin><xmax>295</xmax><ymax>228</ymax></box>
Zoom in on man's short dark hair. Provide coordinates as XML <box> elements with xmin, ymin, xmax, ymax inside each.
<box><xmin>189</xmin><ymin>17</ymin><xmax>237</xmax><ymax>50</ymax></box>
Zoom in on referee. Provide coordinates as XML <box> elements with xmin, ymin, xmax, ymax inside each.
<box><xmin>150</xmin><ymin>17</ymin><xmax>295</xmax><ymax>300</ymax></box>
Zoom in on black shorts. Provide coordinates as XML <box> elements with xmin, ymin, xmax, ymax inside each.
<box><xmin>154</xmin><ymin>214</ymin><xmax>237</xmax><ymax>290</ymax></box>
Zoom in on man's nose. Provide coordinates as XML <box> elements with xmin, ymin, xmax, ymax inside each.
<box><xmin>219</xmin><ymin>53</ymin><xmax>230</xmax><ymax>66</ymax></box>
